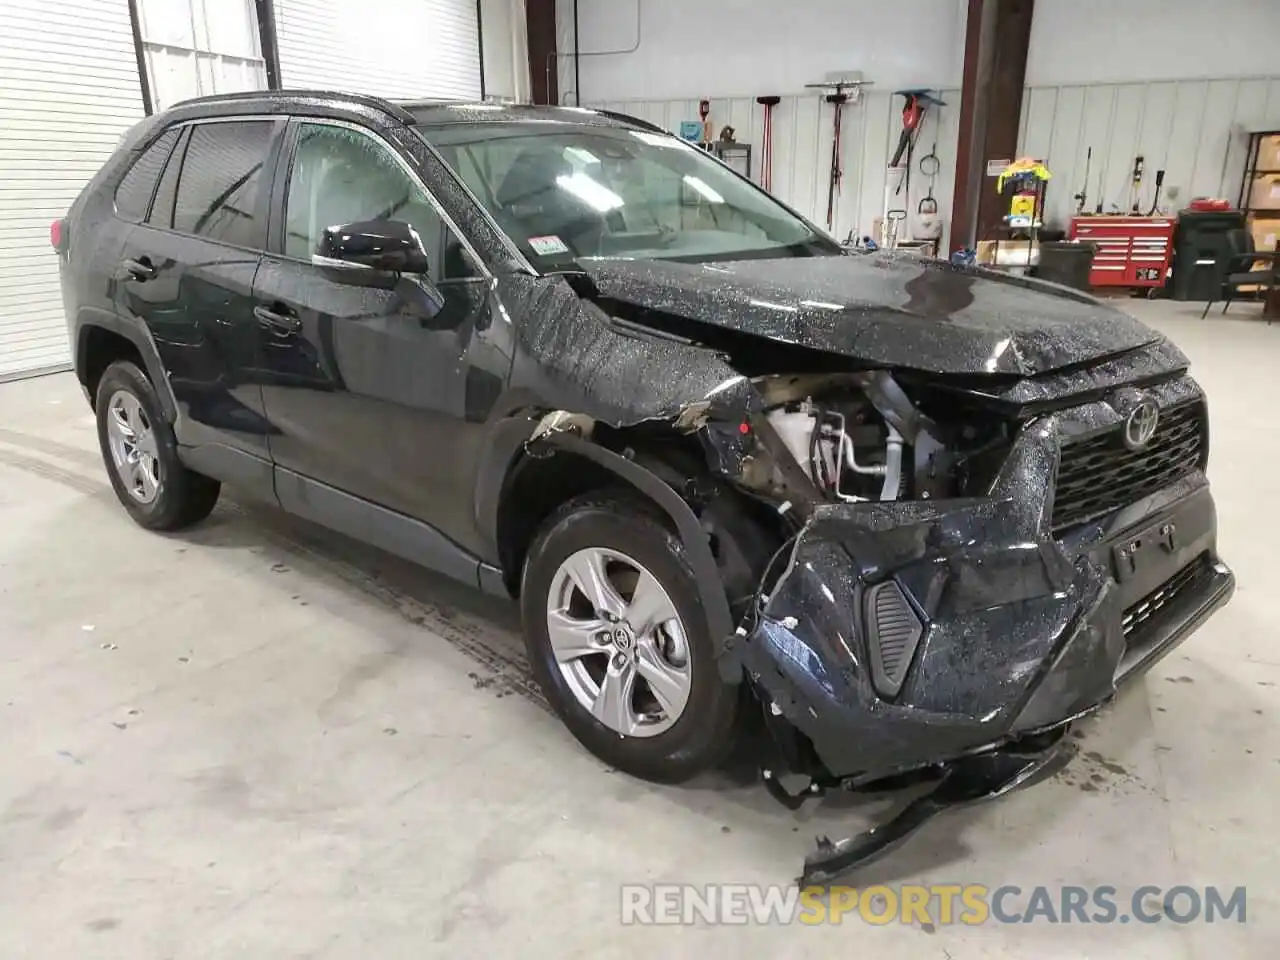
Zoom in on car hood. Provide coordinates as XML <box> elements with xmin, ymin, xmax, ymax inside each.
<box><xmin>576</xmin><ymin>252</ymin><xmax>1163</xmax><ymax>377</ymax></box>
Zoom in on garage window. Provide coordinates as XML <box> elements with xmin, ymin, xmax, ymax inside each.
<box><xmin>115</xmin><ymin>128</ymin><xmax>182</xmax><ymax>223</ymax></box>
<box><xmin>173</xmin><ymin>121</ymin><xmax>273</xmax><ymax>247</ymax></box>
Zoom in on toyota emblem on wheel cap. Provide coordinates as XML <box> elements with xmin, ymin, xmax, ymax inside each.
<box><xmin>1123</xmin><ymin>399</ymin><xmax>1160</xmax><ymax>451</ymax></box>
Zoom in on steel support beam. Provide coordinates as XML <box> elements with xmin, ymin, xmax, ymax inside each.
<box><xmin>950</xmin><ymin>0</ymin><xmax>1035</xmax><ymax>253</ymax></box>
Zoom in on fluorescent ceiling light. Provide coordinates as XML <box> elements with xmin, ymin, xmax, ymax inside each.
<box><xmin>555</xmin><ymin>172</ymin><xmax>624</xmax><ymax>212</ymax></box>
<box><xmin>682</xmin><ymin>175</ymin><xmax>724</xmax><ymax>203</ymax></box>
<box><xmin>630</xmin><ymin>130</ymin><xmax>683</xmax><ymax>148</ymax></box>
<box><xmin>564</xmin><ymin>146</ymin><xmax>601</xmax><ymax>165</ymax></box>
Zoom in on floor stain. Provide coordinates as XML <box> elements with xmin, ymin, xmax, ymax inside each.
<box><xmin>1165</xmin><ymin>676</ymin><xmax>1195</xmax><ymax>684</ymax></box>
<box><xmin>1084</xmin><ymin>751</ymin><xmax>1129</xmax><ymax>776</ymax></box>
<box><xmin>85</xmin><ymin>918</ymin><xmax>119</xmax><ymax>933</ymax></box>
<box><xmin>1056</xmin><ymin>749</ymin><xmax>1144</xmax><ymax>794</ymax></box>
<box><xmin>44</xmin><ymin>807</ymin><xmax>83</xmax><ymax>832</ymax></box>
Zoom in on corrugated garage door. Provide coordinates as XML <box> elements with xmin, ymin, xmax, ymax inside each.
<box><xmin>275</xmin><ymin>0</ymin><xmax>482</xmax><ymax>100</ymax></box>
<box><xmin>0</xmin><ymin>0</ymin><xmax>145</xmax><ymax>381</ymax></box>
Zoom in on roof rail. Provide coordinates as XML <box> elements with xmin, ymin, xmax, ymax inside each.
<box><xmin>591</xmin><ymin>109</ymin><xmax>668</xmax><ymax>136</ymax></box>
<box><xmin>169</xmin><ymin>89</ymin><xmax>416</xmax><ymax>124</ymax></box>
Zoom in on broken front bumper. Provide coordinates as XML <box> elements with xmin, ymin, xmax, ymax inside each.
<box><xmin>726</xmin><ymin>384</ymin><xmax>1235</xmax><ymax>784</ymax></box>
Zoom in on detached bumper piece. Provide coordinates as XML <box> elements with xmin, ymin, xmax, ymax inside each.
<box><xmin>801</xmin><ymin>738</ymin><xmax>1075</xmax><ymax>886</ymax></box>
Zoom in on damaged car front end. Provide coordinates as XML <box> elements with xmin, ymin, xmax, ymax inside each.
<box><xmin>416</xmin><ymin>109</ymin><xmax>1234</xmax><ymax>881</ymax></box>
<box><xmin>719</xmin><ymin>367</ymin><xmax>1231</xmax><ymax>881</ymax></box>
<box><xmin>506</xmin><ymin>257</ymin><xmax>1234</xmax><ymax>881</ymax></box>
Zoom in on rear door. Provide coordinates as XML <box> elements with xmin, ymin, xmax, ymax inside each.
<box><xmin>115</xmin><ymin>117</ymin><xmax>284</xmax><ymax>494</ymax></box>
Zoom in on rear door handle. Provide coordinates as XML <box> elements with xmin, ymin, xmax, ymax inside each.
<box><xmin>122</xmin><ymin>257</ymin><xmax>157</xmax><ymax>281</ymax></box>
<box><xmin>254</xmin><ymin>305</ymin><xmax>302</xmax><ymax>336</ymax></box>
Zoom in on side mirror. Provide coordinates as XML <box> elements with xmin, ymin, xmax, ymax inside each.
<box><xmin>313</xmin><ymin>219</ymin><xmax>430</xmax><ymax>274</ymax></box>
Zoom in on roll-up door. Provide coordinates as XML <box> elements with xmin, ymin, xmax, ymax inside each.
<box><xmin>0</xmin><ymin>0</ymin><xmax>145</xmax><ymax>380</ymax></box>
<box><xmin>275</xmin><ymin>0</ymin><xmax>482</xmax><ymax>101</ymax></box>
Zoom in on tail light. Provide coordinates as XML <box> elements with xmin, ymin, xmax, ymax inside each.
<box><xmin>50</xmin><ymin>218</ymin><xmax>68</xmax><ymax>253</ymax></box>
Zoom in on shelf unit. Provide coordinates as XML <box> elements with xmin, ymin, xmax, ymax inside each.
<box><xmin>1238</xmin><ymin>129</ymin><xmax>1280</xmax><ymax>258</ymax></box>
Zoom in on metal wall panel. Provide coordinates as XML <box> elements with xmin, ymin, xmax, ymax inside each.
<box><xmin>136</xmin><ymin>0</ymin><xmax>268</xmax><ymax>110</ymax></box>
<box><xmin>0</xmin><ymin>0</ymin><xmax>145</xmax><ymax>380</ymax></box>
<box><xmin>1020</xmin><ymin>76</ymin><xmax>1280</xmax><ymax>226</ymax></box>
<box><xmin>587</xmin><ymin>91</ymin><xmax>962</xmax><ymax>250</ymax></box>
<box><xmin>592</xmin><ymin>76</ymin><xmax>1280</xmax><ymax>250</ymax></box>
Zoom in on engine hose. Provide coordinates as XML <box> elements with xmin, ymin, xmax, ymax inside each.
<box><xmin>879</xmin><ymin>425</ymin><xmax>905</xmax><ymax>501</ymax></box>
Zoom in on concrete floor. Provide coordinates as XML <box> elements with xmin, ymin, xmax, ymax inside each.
<box><xmin>1</xmin><ymin>298</ymin><xmax>1277</xmax><ymax>958</ymax></box>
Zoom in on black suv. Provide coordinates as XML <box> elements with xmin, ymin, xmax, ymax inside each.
<box><xmin>58</xmin><ymin>91</ymin><xmax>1233</xmax><ymax>878</ymax></box>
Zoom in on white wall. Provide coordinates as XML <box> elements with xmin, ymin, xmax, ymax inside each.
<box><xmin>556</xmin><ymin>0</ymin><xmax>967</xmax><ymax>104</ymax></box>
<box><xmin>564</xmin><ymin>0</ymin><xmax>1280</xmax><ymax>250</ymax></box>
<box><xmin>481</xmin><ymin>0</ymin><xmax>531</xmax><ymax>100</ymax></box>
<box><xmin>1027</xmin><ymin>0</ymin><xmax>1280</xmax><ymax>87</ymax></box>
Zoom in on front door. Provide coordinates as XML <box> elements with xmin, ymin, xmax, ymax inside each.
<box><xmin>252</xmin><ymin>118</ymin><xmax>506</xmax><ymax>553</ymax></box>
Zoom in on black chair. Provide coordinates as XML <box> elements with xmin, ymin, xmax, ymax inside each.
<box><xmin>1201</xmin><ymin>228</ymin><xmax>1280</xmax><ymax>321</ymax></box>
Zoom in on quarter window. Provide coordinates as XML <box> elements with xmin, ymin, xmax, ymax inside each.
<box><xmin>115</xmin><ymin>127</ymin><xmax>180</xmax><ymax>223</ymax></box>
<box><xmin>172</xmin><ymin>120</ymin><xmax>273</xmax><ymax>248</ymax></box>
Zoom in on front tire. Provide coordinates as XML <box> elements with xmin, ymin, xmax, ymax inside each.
<box><xmin>95</xmin><ymin>360</ymin><xmax>220</xmax><ymax>530</ymax></box>
<box><xmin>521</xmin><ymin>492</ymin><xmax>740</xmax><ymax>783</ymax></box>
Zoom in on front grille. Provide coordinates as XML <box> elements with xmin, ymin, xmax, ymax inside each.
<box><xmin>1052</xmin><ymin>399</ymin><xmax>1205</xmax><ymax>532</ymax></box>
<box><xmin>1122</xmin><ymin>553</ymin><xmax>1212</xmax><ymax>642</ymax></box>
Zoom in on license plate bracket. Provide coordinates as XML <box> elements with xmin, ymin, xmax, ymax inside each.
<box><xmin>1112</xmin><ymin>518</ymin><xmax>1179</xmax><ymax>584</ymax></box>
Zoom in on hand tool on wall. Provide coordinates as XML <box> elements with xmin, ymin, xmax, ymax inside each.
<box><xmin>822</xmin><ymin>89</ymin><xmax>849</xmax><ymax>230</ymax></box>
<box><xmin>805</xmin><ymin>76</ymin><xmax>872</xmax><ymax>234</ymax></box>
<box><xmin>890</xmin><ymin>90</ymin><xmax>945</xmax><ymax>169</ymax></box>
<box><xmin>1074</xmin><ymin>146</ymin><xmax>1092</xmax><ymax>215</ymax></box>
<box><xmin>913</xmin><ymin>136</ymin><xmax>943</xmax><ymax>240</ymax></box>
<box><xmin>1147</xmin><ymin>169</ymin><xmax>1166</xmax><ymax>216</ymax></box>
<box><xmin>756</xmin><ymin>95</ymin><xmax>781</xmax><ymax>191</ymax></box>
<box><xmin>1128</xmin><ymin>155</ymin><xmax>1145</xmax><ymax>214</ymax></box>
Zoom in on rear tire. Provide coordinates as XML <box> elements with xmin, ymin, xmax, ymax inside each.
<box><xmin>95</xmin><ymin>360</ymin><xmax>220</xmax><ymax>530</ymax></box>
<box><xmin>521</xmin><ymin>491</ymin><xmax>740</xmax><ymax>783</ymax></box>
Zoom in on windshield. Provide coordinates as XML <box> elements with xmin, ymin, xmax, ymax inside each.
<box><xmin>418</xmin><ymin>121</ymin><xmax>838</xmax><ymax>269</ymax></box>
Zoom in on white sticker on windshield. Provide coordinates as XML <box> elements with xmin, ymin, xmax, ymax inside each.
<box><xmin>528</xmin><ymin>235</ymin><xmax>570</xmax><ymax>256</ymax></box>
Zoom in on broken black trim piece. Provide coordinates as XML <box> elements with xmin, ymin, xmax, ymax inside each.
<box><xmin>800</xmin><ymin>738</ymin><xmax>1075</xmax><ymax>886</ymax></box>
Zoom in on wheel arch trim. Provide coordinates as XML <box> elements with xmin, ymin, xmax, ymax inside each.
<box><xmin>516</xmin><ymin>432</ymin><xmax>736</xmax><ymax>656</ymax></box>
<box><xmin>76</xmin><ymin>308</ymin><xmax>179</xmax><ymax>424</ymax></box>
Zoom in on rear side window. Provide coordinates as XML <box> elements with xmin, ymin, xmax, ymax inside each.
<box><xmin>148</xmin><ymin>127</ymin><xmax>189</xmax><ymax>228</ymax></box>
<box><xmin>172</xmin><ymin>120</ymin><xmax>273</xmax><ymax>248</ymax></box>
<box><xmin>114</xmin><ymin>128</ymin><xmax>180</xmax><ymax>222</ymax></box>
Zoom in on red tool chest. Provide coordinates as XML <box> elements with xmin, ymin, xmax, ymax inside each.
<box><xmin>1069</xmin><ymin>216</ymin><xmax>1175</xmax><ymax>288</ymax></box>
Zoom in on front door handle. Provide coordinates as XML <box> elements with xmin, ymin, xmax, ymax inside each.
<box><xmin>122</xmin><ymin>257</ymin><xmax>157</xmax><ymax>281</ymax></box>
<box><xmin>254</xmin><ymin>305</ymin><xmax>302</xmax><ymax>336</ymax></box>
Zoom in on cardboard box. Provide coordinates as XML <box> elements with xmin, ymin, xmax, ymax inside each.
<box><xmin>1251</xmin><ymin>217</ymin><xmax>1280</xmax><ymax>252</ymax></box>
<box><xmin>1249</xmin><ymin>174</ymin><xmax>1280</xmax><ymax>211</ymax></box>
<box><xmin>1258</xmin><ymin>135</ymin><xmax>1280</xmax><ymax>172</ymax></box>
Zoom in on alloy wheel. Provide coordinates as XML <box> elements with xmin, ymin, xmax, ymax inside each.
<box><xmin>105</xmin><ymin>390</ymin><xmax>162</xmax><ymax>505</ymax></box>
<box><xmin>545</xmin><ymin>547</ymin><xmax>692</xmax><ymax>738</ymax></box>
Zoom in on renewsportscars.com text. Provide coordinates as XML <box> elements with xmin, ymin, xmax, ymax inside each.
<box><xmin>620</xmin><ymin>883</ymin><xmax>1247</xmax><ymax>926</ymax></box>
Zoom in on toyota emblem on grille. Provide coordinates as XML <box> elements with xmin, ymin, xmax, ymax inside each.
<box><xmin>1123</xmin><ymin>399</ymin><xmax>1160</xmax><ymax>450</ymax></box>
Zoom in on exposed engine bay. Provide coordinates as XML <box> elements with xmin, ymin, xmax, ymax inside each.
<box><xmin>766</xmin><ymin>397</ymin><xmax>906</xmax><ymax>503</ymax></box>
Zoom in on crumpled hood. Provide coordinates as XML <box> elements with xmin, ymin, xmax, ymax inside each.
<box><xmin>577</xmin><ymin>252</ymin><xmax>1164</xmax><ymax>376</ymax></box>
